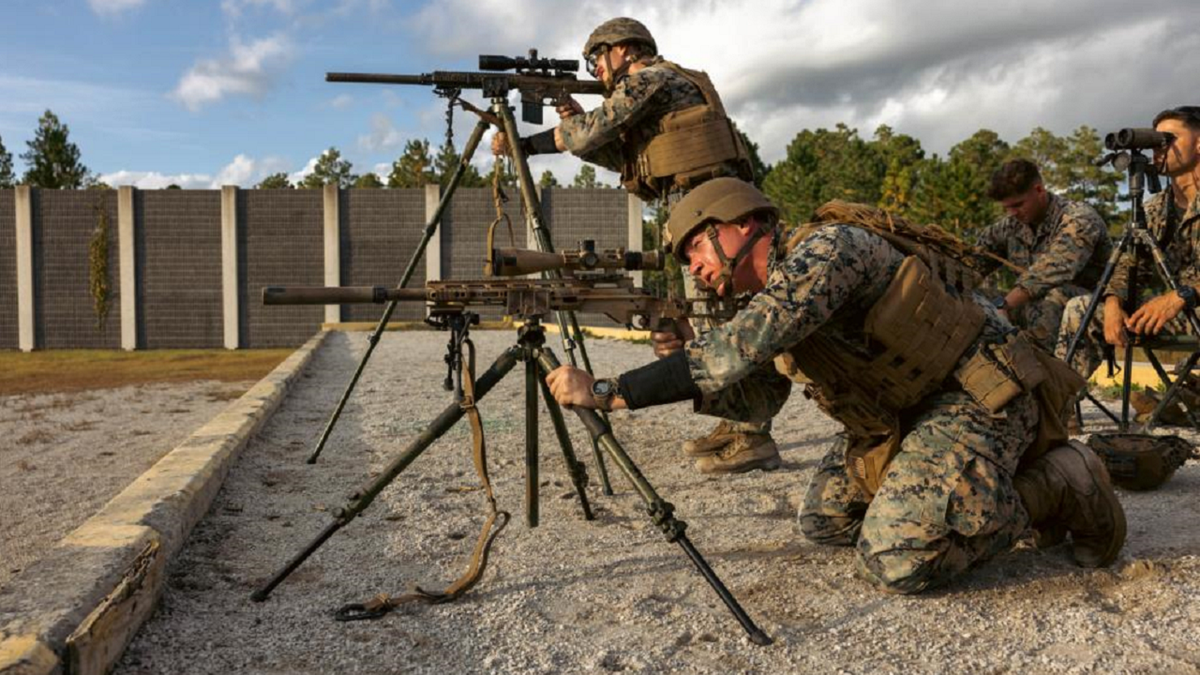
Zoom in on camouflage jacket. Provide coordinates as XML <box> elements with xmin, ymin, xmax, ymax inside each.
<box><xmin>974</xmin><ymin>193</ymin><xmax>1111</xmax><ymax>299</ymax></box>
<box><xmin>1105</xmin><ymin>189</ymin><xmax>1200</xmax><ymax>301</ymax></box>
<box><xmin>558</xmin><ymin>57</ymin><xmax>706</xmax><ymax>174</ymax></box>
<box><xmin>685</xmin><ymin>225</ymin><xmax>1014</xmax><ymax>421</ymax></box>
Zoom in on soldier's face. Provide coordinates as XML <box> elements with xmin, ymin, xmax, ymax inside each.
<box><xmin>682</xmin><ymin>222</ymin><xmax>761</xmax><ymax>297</ymax></box>
<box><xmin>998</xmin><ymin>183</ymin><xmax>1048</xmax><ymax>225</ymax></box>
<box><xmin>1154</xmin><ymin>119</ymin><xmax>1200</xmax><ymax>177</ymax></box>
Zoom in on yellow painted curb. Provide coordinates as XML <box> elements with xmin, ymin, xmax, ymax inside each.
<box><xmin>0</xmin><ymin>635</ymin><xmax>57</xmax><ymax>675</ymax></box>
<box><xmin>1089</xmin><ymin>363</ymin><xmax>1174</xmax><ymax>389</ymax></box>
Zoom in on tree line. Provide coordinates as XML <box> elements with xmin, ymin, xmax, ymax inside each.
<box><xmin>2</xmin><ymin>108</ymin><xmax>1124</xmax><ymax>238</ymax></box>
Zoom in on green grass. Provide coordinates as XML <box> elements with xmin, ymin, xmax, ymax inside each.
<box><xmin>0</xmin><ymin>349</ymin><xmax>292</xmax><ymax>395</ymax></box>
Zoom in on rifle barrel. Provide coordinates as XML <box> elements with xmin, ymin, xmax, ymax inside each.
<box><xmin>263</xmin><ymin>286</ymin><xmax>426</xmax><ymax>305</ymax></box>
<box><xmin>326</xmin><ymin>72</ymin><xmax>433</xmax><ymax>85</ymax></box>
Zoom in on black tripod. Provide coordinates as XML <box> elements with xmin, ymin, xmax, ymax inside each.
<box><xmin>1063</xmin><ymin>139</ymin><xmax>1200</xmax><ymax>431</ymax></box>
<box><xmin>304</xmin><ymin>92</ymin><xmax>615</xmax><ymax>495</ymax></box>
<box><xmin>251</xmin><ymin>313</ymin><xmax>771</xmax><ymax>646</ymax></box>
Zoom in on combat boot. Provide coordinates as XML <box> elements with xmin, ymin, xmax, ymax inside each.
<box><xmin>695</xmin><ymin>433</ymin><xmax>782</xmax><ymax>474</ymax></box>
<box><xmin>1014</xmin><ymin>441</ymin><xmax>1126</xmax><ymax>567</ymax></box>
<box><xmin>681</xmin><ymin>420</ymin><xmax>741</xmax><ymax>457</ymax></box>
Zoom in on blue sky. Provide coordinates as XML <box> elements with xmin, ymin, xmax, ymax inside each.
<box><xmin>2</xmin><ymin>0</ymin><xmax>1197</xmax><ymax>189</ymax></box>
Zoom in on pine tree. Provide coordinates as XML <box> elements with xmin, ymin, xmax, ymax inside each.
<box><xmin>387</xmin><ymin>139</ymin><xmax>436</xmax><ymax>188</ymax></box>
<box><xmin>256</xmin><ymin>172</ymin><xmax>292</xmax><ymax>189</ymax></box>
<box><xmin>0</xmin><ymin>134</ymin><xmax>14</xmax><ymax>188</ymax></box>
<box><xmin>433</xmin><ymin>139</ymin><xmax>486</xmax><ymax>188</ymax></box>
<box><xmin>298</xmin><ymin>147</ymin><xmax>357</xmax><ymax>189</ymax></box>
<box><xmin>353</xmin><ymin>173</ymin><xmax>383</xmax><ymax>188</ymax></box>
<box><xmin>21</xmin><ymin>110</ymin><xmax>90</xmax><ymax>189</ymax></box>
<box><xmin>572</xmin><ymin>164</ymin><xmax>602</xmax><ymax>188</ymax></box>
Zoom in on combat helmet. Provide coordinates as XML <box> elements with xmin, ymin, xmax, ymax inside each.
<box><xmin>583</xmin><ymin>17</ymin><xmax>657</xmax><ymax>58</ymax></box>
<box><xmin>664</xmin><ymin>177</ymin><xmax>779</xmax><ymax>264</ymax></box>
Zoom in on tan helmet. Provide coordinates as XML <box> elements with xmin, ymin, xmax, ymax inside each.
<box><xmin>665</xmin><ymin>178</ymin><xmax>779</xmax><ymax>263</ymax></box>
<box><xmin>583</xmin><ymin>17</ymin><xmax>657</xmax><ymax>58</ymax></box>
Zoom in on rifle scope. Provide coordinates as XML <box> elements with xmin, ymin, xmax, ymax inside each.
<box><xmin>479</xmin><ymin>49</ymin><xmax>579</xmax><ymax>74</ymax></box>
<box><xmin>1105</xmin><ymin>128</ymin><xmax>1176</xmax><ymax>151</ymax></box>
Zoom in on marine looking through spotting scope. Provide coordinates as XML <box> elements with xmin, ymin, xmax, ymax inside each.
<box><xmin>1105</xmin><ymin>128</ymin><xmax>1176</xmax><ymax>151</ymax></box>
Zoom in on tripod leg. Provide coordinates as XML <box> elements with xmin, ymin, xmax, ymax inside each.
<box><xmin>1144</xmin><ymin>349</ymin><xmax>1200</xmax><ymax>432</ymax></box>
<box><xmin>252</xmin><ymin>346</ymin><xmax>521</xmax><ymax>601</ymax></box>
<box><xmin>495</xmin><ymin>99</ymin><xmax>614</xmax><ymax>496</ymax></box>
<box><xmin>525</xmin><ymin>352</ymin><xmax>540</xmax><ymax>528</ymax></box>
<box><xmin>307</xmin><ymin>119</ymin><xmax>491</xmax><ymax>464</ymax></box>
<box><xmin>538</xmin><ymin>373</ymin><xmax>595</xmax><ymax>521</ymax></box>
<box><xmin>535</xmin><ymin>349</ymin><xmax>772</xmax><ymax>646</ymax></box>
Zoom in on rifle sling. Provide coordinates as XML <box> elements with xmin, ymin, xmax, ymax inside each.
<box><xmin>336</xmin><ymin>338</ymin><xmax>510</xmax><ymax>622</ymax></box>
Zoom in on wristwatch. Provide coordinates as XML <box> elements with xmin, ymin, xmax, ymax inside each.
<box><xmin>1178</xmin><ymin>285</ymin><xmax>1198</xmax><ymax>311</ymax></box>
<box><xmin>992</xmin><ymin>296</ymin><xmax>1008</xmax><ymax>311</ymax></box>
<box><xmin>591</xmin><ymin>378</ymin><xmax>620</xmax><ymax>411</ymax></box>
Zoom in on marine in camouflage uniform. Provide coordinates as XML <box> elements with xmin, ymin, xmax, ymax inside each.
<box><xmin>511</xmin><ymin>17</ymin><xmax>774</xmax><ymax>473</ymax></box>
<box><xmin>1056</xmin><ymin>188</ymin><xmax>1200</xmax><ymax>377</ymax></box>
<box><xmin>975</xmin><ymin>160</ymin><xmax>1110</xmax><ymax>352</ymax></box>
<box><xmin>546</xmin><ymin>179</ymin><xmax>1126</xmax><ymax>594</ymax></box>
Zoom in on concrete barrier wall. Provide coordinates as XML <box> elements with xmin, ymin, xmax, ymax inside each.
<box><xmin>240</xmin><ymin>189</ymin><xmax>325</xmax><ymax>348</ymax></box>
<box><xmin>339</xmin><ymin>189</ymin><xmax>427</xmax><ymax>324</ymax></box>
<box><xmin>1</xmin><ymin>187</ymin><xmax>640</xmax><ymax>349</ymax></box>
<box><xmin>0</xmin><ymin>191</ymin><xmax>14</xmax><ymax>350</ymax></box>
<box><xmin>35</xmin><ymin>191</ymin><xmax>122</xmax><ymax>349</ymax></box>
<box><xmin>138</xmin><ymin>190</ymin><xmax>224</xmax><ymax>349</ymax></box>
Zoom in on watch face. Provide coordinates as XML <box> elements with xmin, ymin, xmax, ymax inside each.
<box><xmin>592</xmin><ymin>380</ymin><xmax>614</xmax><ymax>397</ymax></box>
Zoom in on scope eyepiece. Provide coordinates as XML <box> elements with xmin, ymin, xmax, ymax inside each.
<box><xmin>1105</xmin><ymin>128</ymin><xmax>1176</xmax><ymax>151</ymax></box>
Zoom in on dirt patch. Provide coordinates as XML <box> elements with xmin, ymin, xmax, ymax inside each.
<box><xmin>0</xmin><ymin>349</ymin><xmax>290</xmax><ymax>396</ymax></box>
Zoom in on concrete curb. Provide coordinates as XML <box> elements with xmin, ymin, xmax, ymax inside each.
<box><xmin>0</xmin><ymin>332</ymin><xmax>328</xmax><ymax>675</ymax></box>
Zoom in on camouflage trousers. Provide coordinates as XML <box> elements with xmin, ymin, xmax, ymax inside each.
<box><xmin>1009</xmin><ymin>285</ymin><xmax>1088</xmax><ymax>352</ymax></box>
<box><xmin>799</xmin><ymin>390</ymin><xmax>1039</xmax><ymax>594</ymax></box>
<box><xmin>1055</xmin><ymin>293</ymin><xmax>1194</xmax><ymax>379</ymax></box>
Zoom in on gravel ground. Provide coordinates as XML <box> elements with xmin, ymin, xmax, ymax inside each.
<box><xmin>0</xmin><ymin>380</ymin><xmax>254</xmax><ymax>590</ymax></box>
<box><xmin>14</xmin><ymin>329</ymin><xmax>1200</xmax><ymax>674</ymax></box>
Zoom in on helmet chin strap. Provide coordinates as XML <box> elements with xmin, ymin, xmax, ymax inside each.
<box><xmin>704</xmin><ymin>221</ymin><xmax>766</xmax><ymax>298</ymax></box>
<box><xmin>600</xmin><ymin>47</ymin><xmax>636</xmax><ymax>93</ymax></box>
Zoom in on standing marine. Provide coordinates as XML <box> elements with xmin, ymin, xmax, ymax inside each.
<box><xmin>496</xmin><ymin>17</ymin><xmax>776</xmax><ymax>474</ymax></box>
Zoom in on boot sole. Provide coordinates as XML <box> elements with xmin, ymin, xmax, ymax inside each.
<box><xmin>1069</xmin><ymin>441</ymin><xmax>1127</xmax><ymax>568</ymax></box>
<box><xmin>696</xmin><ymin>455</ymin><xmax>782</xmax><ymax>475</ymax></box>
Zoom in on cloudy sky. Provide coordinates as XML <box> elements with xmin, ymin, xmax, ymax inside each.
<box><xmin>1</xmin><ymin>0</ymin><xmax>1197</xmax><ymax>189</ymax></box>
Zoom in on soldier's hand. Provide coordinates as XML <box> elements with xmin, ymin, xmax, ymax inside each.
<box><xmin>1103</xmin><ymin>300</ymin><xmax>1129</xmax><ymax>348</ymax></box>
<box><xmin>545</xmin><ymin>366</ymin><xmax>596</xmax><ymax>409</ymax></box>
<box><xmin>491</xmin><ymin>131</ymin><xmax>511</xmax><ymax>157</ymax></box>
<box><xmin>556</xmin><ymin>97</ymin><xmax>584</xmax><ymax>119</ymax></box>
<box><xmin>1126</xmin><ymin>292</ymin><xmax>1186</xmax><ymax>336</ymax></box>
<box><xmin>651</xmin><ymin>319</ymin><xmax>695</xmax><ymax>359</ymax></box>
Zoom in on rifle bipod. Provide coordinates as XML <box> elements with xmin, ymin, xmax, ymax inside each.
<box><xmin>250</xmin><ymin>317</ymin><xmax>770</xmax><ymax>646</ymax></box>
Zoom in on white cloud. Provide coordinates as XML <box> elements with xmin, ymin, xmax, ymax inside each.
<box><xmin>87</xmin><ymin>0</ymin><xmax>147</xmax><ymax>16</ymax></box>
<box><xmin>357</xmin><ymin>113</ymin><xmax>406</xmax><ymax>152</ymax></box>
<box><xmin>328</xmin><ymin>94</ymin><xmax>354</xmax><ymax>110</ymax></box>
<box><xmin>220</xmin><ymin>0</ymin><xmax>299</xmax><ymax>18</ymax></box>
<box><xmin>289</xmin><ymin>155</ymin><xmax>320</xmax><ymax>184</ymax></box>
<box><xmin>400</xmin><ymin>0</ymin><xmax>1200</xmax><ymax>160</ymax></box>
<box><xmin>99</xmin><ymin>154</ymin><xmax>291</xmax><ymax>188</ymax></box>
<box><xmin>171</xmin><ymin>33</ymin><xmax>295</xmax><ymax>111</ymax></box>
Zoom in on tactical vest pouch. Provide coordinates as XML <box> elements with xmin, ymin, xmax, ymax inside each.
<box><xmin>621</xmin><ymin>61</ymin><xmax>752</xmax><ymax>199</ymax></box>
<box><xmin>1027</xmin><ymin>347</ymin><xmax>1086</xmax><ymax>464</ymax></box>
<box><xmin>845</xmin><ymin>431</ymin><xmax>900</xmax><ymax>497</ymax></box>
<box><xmin>954</xmin><ymin>332</ymin><xmax>1046</xmax><ymax>414</ymax></box>
<box><xmin>863</xmin><ymin>255</ymin><xmax>987</xmax><ymax>410</ymax></box>
<box><xmin>643</xmin><ymin>107</ymin><xmax>744</xmax><ymax>188</ymax></box>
